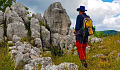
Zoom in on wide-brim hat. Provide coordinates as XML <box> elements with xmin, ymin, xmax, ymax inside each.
<box><xmin>77</xmin><ymin>6</ymin><xmax>87</xmax><ymax>12</ymax></box>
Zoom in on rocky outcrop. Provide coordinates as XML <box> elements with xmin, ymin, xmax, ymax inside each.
<box><xmin>9</xmin><ymin>35</ymin><xmax>78</xmax><ymax>70</ymax></box>
<box><xmin>9</xmin><ymin>36</ymin><xmax>42</xmax><ymax>66</ymax></box>
<box><xmin>43</xmin><ymin>2</ymin><xmax>75</xmax><ymax>50</ymax></box>
<box><xmin>4</xmin><ymin>3</ymin><xmax>29</xmax><ymax>40</ymax></box>
<box><xmin>7</xmin><ymin>21</ymin><xmax>27</xmax><ymax>40</ymax></box>
<box><xmin>43</xmin><ymin>2</ymin><xmax>71</xmax><ymax>35</ymax></box>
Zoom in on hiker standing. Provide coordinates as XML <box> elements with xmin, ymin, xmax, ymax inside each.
<box><xmin>74</xmin><ymin>6</ymin><xmax>93</xmax><ymax>68</ymax></box>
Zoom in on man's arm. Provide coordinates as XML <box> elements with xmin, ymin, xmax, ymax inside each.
<box><xmin>75</xmin><ymin>15</ymin><xmax>81</xmax><ymax>32</ymax></box>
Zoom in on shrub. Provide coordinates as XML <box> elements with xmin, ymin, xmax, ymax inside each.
<box><xmin>50</xmin><ymin>44</ymin><xmax>63</xmax><ymax>57</ymax></box>
<box><xmin>0</xmin><ymin>0</ymin><xmax>16</xmax><ymax>12</ymax></box>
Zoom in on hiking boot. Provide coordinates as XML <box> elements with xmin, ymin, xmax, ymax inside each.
<box><xmin>84</xmin><ymin>62</ymin><xmax>87</xmax><ymax>68</ymax></box>
<box><xmin>81</xmin><ymin>60</ymin><xmax>87</xmax><ymax>68</ymax></box>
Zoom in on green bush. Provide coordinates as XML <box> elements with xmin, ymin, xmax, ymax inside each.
<box><xmin>0</xmin><ymin>0</ymin><xmax>16</xmax><ymax>12</ymax></box>
<box><xmin>50</xmin><ymin>44</ymin><xmax>63</xmax><ymax>57</ymax></box>
<box><xmin>24</xmin><ymin>6</ymin><xmax>29</xmax><ymax>10</ymax></box>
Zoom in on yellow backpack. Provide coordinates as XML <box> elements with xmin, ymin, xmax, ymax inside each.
<box><xmin>82</xmin><ymin>15</ymin><xmax>93</xmax><ymax>35</ymax></box>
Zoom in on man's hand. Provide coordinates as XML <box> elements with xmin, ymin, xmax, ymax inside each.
<box><xmin>74</xmin><ymin>30</ymin><xmax>76</xmax><ymax>34</ymax></box>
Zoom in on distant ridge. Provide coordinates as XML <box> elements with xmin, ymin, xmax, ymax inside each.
<box><xmin>96</xmin><ymin>30</ymin><xmax>120</xmax><ymax>35</ymax></box>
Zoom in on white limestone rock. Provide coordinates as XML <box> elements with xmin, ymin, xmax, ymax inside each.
<box><xmin>7</xmin><ymin>21</ymin><xmax>27</xmax><ymax>40</ymax></box>
<box><xmin>41</xmin><ymin>26</ymin><xmax>50</xmax><ymax>46</ymax></box>
<box><xmin>12</xmin><ymin>35</ymin><xmax>21</xmax><ymax>43</ymax></box>
<box><xmin>0</xmin><ymin>26</ymin><xmax>4</xmax><ymax>42</ymax></box>
<box><xmin>34</xmin><ymin>38</ymin><xmax>42</xmax><ymax>47</ymax></box>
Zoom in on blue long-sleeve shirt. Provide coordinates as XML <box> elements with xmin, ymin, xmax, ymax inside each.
<box><xmin>75</xmin><ymin>13</ymin><xmax>88</xmax><ymax>32</ymax></box>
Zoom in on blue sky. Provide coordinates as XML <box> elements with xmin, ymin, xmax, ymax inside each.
<box><xmin>102</xmin><ymin>0</ymin><xmax>114</xmax><ymax>2</ymax></box>
<box><xmin>16</xmin><ymin>0</ymin><xmax>120</xmax><ymax>31</ymax></box>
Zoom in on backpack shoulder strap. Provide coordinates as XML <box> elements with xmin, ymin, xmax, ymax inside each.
<box><xmin>81</xmin><ymin>14</ymin><xmax>90</xmax><ymax>18</ymax></box>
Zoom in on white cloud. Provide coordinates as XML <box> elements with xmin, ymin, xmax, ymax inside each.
<box><xmin>78</xmin><ymin>0</ymin><xmax>120</xmax><ymax>31</ymax></box>
<box><xmin>17</xmin><ymin>0</ymin><xmax>120</xmax><ymax>31</ymax></box>
<box><xmin>62</xmin><ymin>0</ymin><xmax>120</xmax><ymax>31</ymax></box>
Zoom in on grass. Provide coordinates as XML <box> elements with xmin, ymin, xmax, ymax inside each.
<box><xmin>0</xmin><ymin>41</ymin><xmax>15</xmax><ymax>70</ymax></box>
<box><xmin>0</xmin><ymin>35</ymin><xmax>120</xmax><ymax>70</ymax></box>
<box><xmin>41</xmin><ymin>35</ymin><xmax>120</xmax><ymax>70</ymax></box>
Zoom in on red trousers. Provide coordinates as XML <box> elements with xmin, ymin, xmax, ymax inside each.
<box><xmin>76</xmin><ymin>41</ymin><xmax>87</xmax><ymax>60</ymax></box>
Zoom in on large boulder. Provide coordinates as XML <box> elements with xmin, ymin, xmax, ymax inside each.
<box><xmin>0</xmin><ymin>26</ymin><xmax>4</xmax><ymax>42</ymax></box>
<box><xmin>0</xmin><ymin>11</ymin><xmax>3</xmax><ymax>25</ymax></box>
<box><xmin>7</xmin><ymin>21</ymin><xmax>27</xmax><ymax>40</ymax></box>
<box><xmin>43</xmin><ymin>2</ymin><xmax>71</xmax><ymax>35</ymax></box>
<box><xmin>4</xmin><ymin>7</ymin><xmax>23</xmax><ymax>24</ymax></box>
<box><xmin>11</xmin><ymin>3</ymin><xmax>28</xmax><ymax>18</ymax></box>
<box><xmin>41</xmin><ymin>26</ymin><xmax>50</xmax><ymax>46</ymax></box>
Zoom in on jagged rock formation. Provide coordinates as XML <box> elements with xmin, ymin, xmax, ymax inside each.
<box><xmin>4</xmin><ymin>3</ymin><xmax>28</xmax><ymax>39</ymax></box>
<box><xmin>9</xmin><ymin>35</ymin><xmax>78</xmax><ymax>70</ymax></box>
<box><xmin>43</xmin><ymin>2</ymin><xmax>76</xmax><ymax>50</ymax></box>
<box><xmin>44</xmin><ymin>2</ymin><xmax>71</xmax><ymax>35</ymax></box>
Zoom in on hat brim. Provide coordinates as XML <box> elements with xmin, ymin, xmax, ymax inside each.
<box><xmin>77</xmin><ymin>8</ymin><xmax>87</xmax><ymax>12</ymax></box>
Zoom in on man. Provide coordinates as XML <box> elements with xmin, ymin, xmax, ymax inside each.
<box><xmin>74</xmin><ymin>6</ymin><xmax>90</xmax><ymax>68</ymax></box>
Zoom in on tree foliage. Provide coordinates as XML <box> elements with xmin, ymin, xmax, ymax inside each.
<box><xmin>0</xmin><ymin>0</ymin><xmax>16</xmax><ymax>12</ymax></box>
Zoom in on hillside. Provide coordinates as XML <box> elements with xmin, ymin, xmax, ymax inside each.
<box><xmin>96</xmin><ymin>30</ymin><xmax>119</xmax><ymax>35</ymax></box>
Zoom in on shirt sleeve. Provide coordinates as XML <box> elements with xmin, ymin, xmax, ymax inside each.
<box><xmin>75</xmin><ymin>15</ymin><xmax>81</xmax><ymax>31</ymax></box>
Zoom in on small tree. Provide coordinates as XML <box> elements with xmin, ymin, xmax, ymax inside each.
<box><xmin>0</xmin><ymin>0</ymin><xmax>16</xmax><ymax>12</ymax></box>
